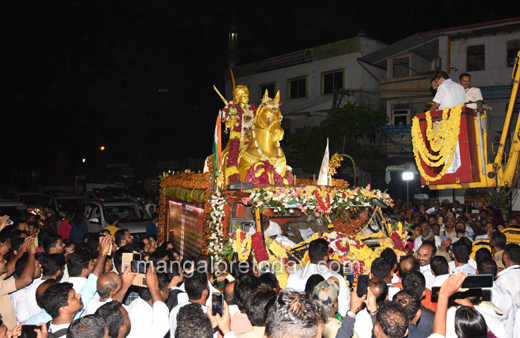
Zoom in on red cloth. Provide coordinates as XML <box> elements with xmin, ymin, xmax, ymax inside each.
<box><xmin>58</xmin><ymin>220</ymin><xmax>72</xmax><ymax>239</ymax></box>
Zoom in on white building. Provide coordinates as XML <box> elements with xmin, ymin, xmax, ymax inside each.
<box><xmin>224</xmin><ymin>35</ymin><xmax>387</xmax><ymax>134</ymax></box>
<box><xmin>358</xmin><ymin>17</ymin><xmax>520</xmax><ymax>203</ymax></box>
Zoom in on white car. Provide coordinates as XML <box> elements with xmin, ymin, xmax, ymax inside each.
<box><xmin>77</xmin><ymin>200</ymin><xmax>152</xmax><ymax>235</ymax></box>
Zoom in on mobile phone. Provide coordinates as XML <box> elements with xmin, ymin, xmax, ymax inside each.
<box><xmin>431</xmin><ymin>275</ymin><xmax>494</xmax><ymax>302</ymax></box>
<box><xmin>357</xmin><ymin>275</ymin><xmax>369</xmax><ymax>298</ymax></box>
<box><xmin>22</xmin><ymin>325</ymin><xmax>41</xmax><ymax>338</ymax></box>
<box><xmin>122</xmin><ymin>253</ymin><xmax>147</xmax><ymax>287</ymax></box>
<box><xmin>438</xmin><ymin>217</ymin><xmax>443</xmax><ymax>223</ymax></box>
<box><xmin>472</xmin><ymin>209</ymin><xmax>479</xmax><ymax>214</ymax></box>
<box><xmin>461</xmin><ymin>274</ymin><xmax>493</xmax><ymax>289</ymax></box>
<box><xmin>131</xmin><ymin>260</ymin><xmax>147</xmax><ymax>274</ymax></box>
<box><xmin>212</xmin><ymin>293</ymin><xmax>224</xmax><ymax>317</ymax></box>
<box><xmin>122</xmin><ymin>253</ymin><xmax>141</xmax><ymax>271</ymax></box>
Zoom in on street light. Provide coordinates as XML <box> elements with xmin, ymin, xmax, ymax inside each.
<box><xmin>402</xmin><ymin>171</ymin><xmax>414</xmax><ymax>211</ymax></box>
<box><xmin>100</xmin><ymin>146</ymin><xmax>106</xmax><ymax>151</ymax></box>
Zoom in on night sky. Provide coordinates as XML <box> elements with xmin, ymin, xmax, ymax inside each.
<box><xmin>2</xmin><ymin>0</ymin><xmax>517</xmax><ymax>186</ymax></box>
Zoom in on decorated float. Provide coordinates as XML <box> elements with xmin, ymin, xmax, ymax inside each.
<box><xmin>157</xmin><ymin>81</ymin><xmax>408</xmax><ymax>288</ymax></box>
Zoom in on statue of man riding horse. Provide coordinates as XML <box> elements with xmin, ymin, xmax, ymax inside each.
<box><xmin>216</xmin><ymin>84</ymin><xmax>292</xmax><ymax>186</ymax></box>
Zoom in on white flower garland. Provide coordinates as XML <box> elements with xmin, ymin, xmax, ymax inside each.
<box><xmin>206</xmin><ymin>190</ymin><xmax>226</xmax><ymax>262</ymax></box>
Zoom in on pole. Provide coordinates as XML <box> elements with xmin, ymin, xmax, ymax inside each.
<box><xmin>407</xmin><ymin>181</ymin><xmax>410</xmax><ymax>211</ymax></box>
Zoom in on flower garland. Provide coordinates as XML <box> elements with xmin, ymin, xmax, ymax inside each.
<box><xmin>243</xmin><ymin>185</ymin><xmax>393</xmax><ymax>215</ymax></box>
<box><xmin>244</xmin><ymin>161</ymin><xmax>285</xmax><ymax>185</ymax></box>
<box><xmin>232</xmin><ymin>229</ymin><xmax>252</xmax><ymax>261</ymax></box>
<box><xmin>222</xmin><ymin>103</ymin><xmax>257</xmax><ymax>184</ymax></box>
<box><xmin>251</xmin><ymin>232</ymin><xmax>269</xmax><ymax>262</ymax></box>
<box><xmin>411</xmin><ymin>105</ymin><xmax>462</xmax><ymax>182</ymax></box>
<box><xmin>204</xmin><ymin>189</ymin><xmax>227</xmax><ymax>261</ymax></box>
<box><xmin>329</xmin><ymin>153</ymin><xmax>344</xmax><ymax>176</ymax></box>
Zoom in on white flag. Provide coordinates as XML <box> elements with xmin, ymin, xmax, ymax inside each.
<box><xmin>317</xmin><ymin>138</ymin><xmax>329</xmax><ymax>186</ymax></box>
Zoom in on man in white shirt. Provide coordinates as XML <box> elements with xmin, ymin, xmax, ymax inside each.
<box><xmin>67</xmin><ymin>253</ymin><xmax>94</xmax><ymax>294</ymax></box>
<box><xmin>170</xmin><ymin>270</ymin><xmax>211</xmax><ymax>337</ymax></box>
<box><xmin>450</xmin><ymin>240</ymin><xmax>476</xmax><ymax>275</ymax></box>
<box><xmin>126</xmin><ymin>266</ymin><xmax>170</xmax><ymax>338</ymax></box>
<box><xmin>430</xmin><ymin>71</ymin><xmax>466</xmax><ymax>174</ymax></box>
<box><xmin>495</xmin><ymin>243</ymin><xmax>520</xmax><ymax>312</ymax></box>
<box><xmin>458</xmin><ymin>73</ymin><xmax>484</xmax><ymax>110</ymax></box>
<box><xmin>371</xmin><ymin>257</ymin><xmax>399</xmax><ymax>301</ymax></box>
<box><xmin>430</xmin><ymin>71</ymin><xmax>466</xmax><ymax>111</ymax></box>
<box><xmin>83</xmin><ymin>272</ymin><xmax>121</xmax><ymax>316</ymax></box>
<box><xmin>285</xmin><ymin>238</ymin><xmax>350</xmax><ymax>316</ymax></box>
<box><xmin>25</xmin><ymin>253</ymin><xmax>66</xmax><ymax>318</ymax></box>
<box><xmin>39</xmin><ymin>282</ymin><xmax>84</xmax><ymax>338</ymax></box>
<box><xmin>95</xmin><ymin>301</ymin><xmax>132</xmax><ymax>338</ymax></box>
<box><xmin>478</xmin><ymin>259</ymin><xmax>515</xmax><ymax>338</ymax></box>
<box><xmin>417</xmin><ymin>242</ymin><xmax>436</xmax><ymax>289</ymax></box>
<box><xmin>9</xmin><ymin>252</ymin><xmax>43</xmax><ymax>324</ymax></box>
<box><xmin>429</xmin><ymin>256</ymin><xmax>451</xmax><ymax>289</ymax></box>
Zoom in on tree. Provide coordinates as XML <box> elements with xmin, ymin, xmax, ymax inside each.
<box><xmin>286</xmin><ymin>101</ymin><xmax>387</xmax><ymax>173</ymax></box>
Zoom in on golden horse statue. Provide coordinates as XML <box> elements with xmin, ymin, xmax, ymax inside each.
<box><xmin>238</xmin><ymin>90</ymin><xmax>286</xmax><ymax>183</ymax></box>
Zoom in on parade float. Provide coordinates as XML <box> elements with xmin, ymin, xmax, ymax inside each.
<box><xmin>157</xmin><ymin>81</ymin><xmax>408</xmax><ymax>287</ymax></box>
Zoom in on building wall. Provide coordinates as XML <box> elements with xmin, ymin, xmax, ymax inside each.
<box><xmin>225</xmin><ymin>37</ymin><xmax>386</xmax><ymax>132</ymax></box>
<box><xmin>449</xmin><ymin>32</ymin><xmax>519</xmax><ymax>87</ymax></box>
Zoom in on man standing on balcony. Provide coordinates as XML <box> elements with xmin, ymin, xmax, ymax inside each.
<box><xmin>429</xmin><ymin>71</ymin><xmax>465</xmax><ymax>174</ymax></box>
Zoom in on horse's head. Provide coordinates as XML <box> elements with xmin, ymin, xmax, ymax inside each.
<box><xmin>254</xmin><ymin>90</ymin><xmax>284</xmax><ymax>142</ymax></box>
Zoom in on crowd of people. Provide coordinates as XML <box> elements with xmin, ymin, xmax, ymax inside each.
<box><xmin>1</xmin><ymin>197</ymin><xmax>520</xmax><ymax>338</ymax></box>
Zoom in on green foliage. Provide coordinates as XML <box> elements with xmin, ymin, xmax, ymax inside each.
<box><xmin>286</xmin><ymin>102</ymin><xmax>387</xmax><ymax>173</ymax></box>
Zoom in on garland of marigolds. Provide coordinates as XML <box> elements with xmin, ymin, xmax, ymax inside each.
<box><xmin>411</xmin><ymin>105</ymin><xmax>462</xmax><ymax>182</ymax></box>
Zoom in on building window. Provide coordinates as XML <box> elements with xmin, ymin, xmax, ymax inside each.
<box><xmin>259</xmin><ymin>82</ymin><xmax>276</xmax><ymax>101</ymax></box>
<box><xmin>393</xmin><ymin>57</ymin><xmax>409</xmax><ymax>78</ymax></box>
<box><xmin>322</xmin><ymin>70</ymin><xmax>344</xmax><ymax>94</ymax></box>
<box><xmin>507</xmin><ymin>40</ymin><xmax>520</xmax><ymax>67</ymax></box>
<box><xmin>467</xmin><ymin>45</ymin><xmax>485</xmax><ymax>71</ymax></box>
<box><xmin>288</xmin><ymin>77</ymin><xmax>307</xmax><ymax>99</ymax></box>
<box><xmin>392</xmin><ymin>104</ymin><xmax>410</xmax><ymax>125</ymax></box>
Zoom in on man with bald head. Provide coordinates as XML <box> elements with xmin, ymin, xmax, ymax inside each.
<box><xmin>84</xmin><ymin>272</ymin><xmax>122</xmax><ymax>315</ymax></box>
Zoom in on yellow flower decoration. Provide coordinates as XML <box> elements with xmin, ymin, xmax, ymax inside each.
<box><xmin>411</xmin><ymin>105</ymin><xmax>462</xmax><ymax>182</ymax></box>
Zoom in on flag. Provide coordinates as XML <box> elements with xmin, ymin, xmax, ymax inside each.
<box><xmin>213</xmin><ymin>111</ymin><xmax>222</xmax><ymax>177</ymax></box>
<box><xmin>317</xmin><ymin>138</ymin><xmax>329</xmax><ymax>186</ymax></box>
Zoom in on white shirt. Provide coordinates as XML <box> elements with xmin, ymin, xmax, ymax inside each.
<box><xmin>353</xmin><ymin>308</ymin><xmax>373</xmax><ymax>338</ymax></box>
<box><xmin>126</xmin><ymin>297</ymin><xmax>170</xmax><ymax>338</ymax></box>
<box><xmin>9</xmin><ymin>287</ymin><xmax>31</xmax><ymax>324</ymax></box>
<box><xmin>264</xmin><ymin>220</ymin><xmax>282</xmax><ymax>237</ymax></box>
<box><xmin>420</xmin><ymin>264</ymin><xmax>435</xmax><ymax>289</ymax></box>
<box><xmin>433</xmin><ymin>78</ymin><xmax>466</xmax><ymax>110</ymax></box>
<box><xmin>513</xmin><ymin>307</ymin><xmax>520</xmax><ymax>338</ymax></box>
<box><xmin>48</xmin><ymin>323</ymin><xmax>70</xmax><ymax>338</ymax></box>
<box><xmin>486</xmin><ymin>284</ymin><xmax>515</xmax><ymax>338</ymax></box>
<box><xmin>448</xmin><ymin>257</ymin><xmax>477</xmax><ymax>271</ymax></box>
<box><xmin>68</xmin><ymin>277</ymin><xmax>87</xmax><ymax>294</ymax></box>
<box><xmin>285</xmin><ymin>263</ymin><xmax>350</xmax><ymax>316</ymax></box>
<box><xmin>446</xmin><ymin>304</ymin><xmax>505</xmax><ymax>338</ymax></box>
<box><xmin>465</xmin><ymin>87</ymin><xmax>483</xmax><ymax>109</ymax></box>
<box><xmin>169</xmin><ymin>286</ymin><xmax>189</xmax><ymax>306</ymax></box>
<box><xmin>25</xmin><ymin>277</ymin><xmax>45</xmax><ymax>318</ymax></box>
<box><xmin>429</xmin><ymin>273</ymin><xmax>451</xmax><ymax>289</ymax></box>
<box><xmin>387</xmin><ymin>284</ymin><xmax>400</xmax><ymax>301</ymax></box>
<box><xmin>145</xmin><ymin>203</ymin><xmax>156</xmax><ymax>213</ymax></box>
<box><xmin>495</xmin><ymin>265</ymin><xmax>520</xmax><ymax>311</ymax></box>
<box><xmin>83</xmin><ymin>293</ymin><xmax>111</xmax><ymax>316</ymax></box>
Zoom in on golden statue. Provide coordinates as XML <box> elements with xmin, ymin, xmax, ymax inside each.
<box><xmin>218</xmin><ymin>85</ymin><xmax>258</xmax><ymax>186</ymax></box>
<box><xmin>238</xmin><ymin>90</ymin><xmax>287</xmax><ymax>184</ymax></box>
